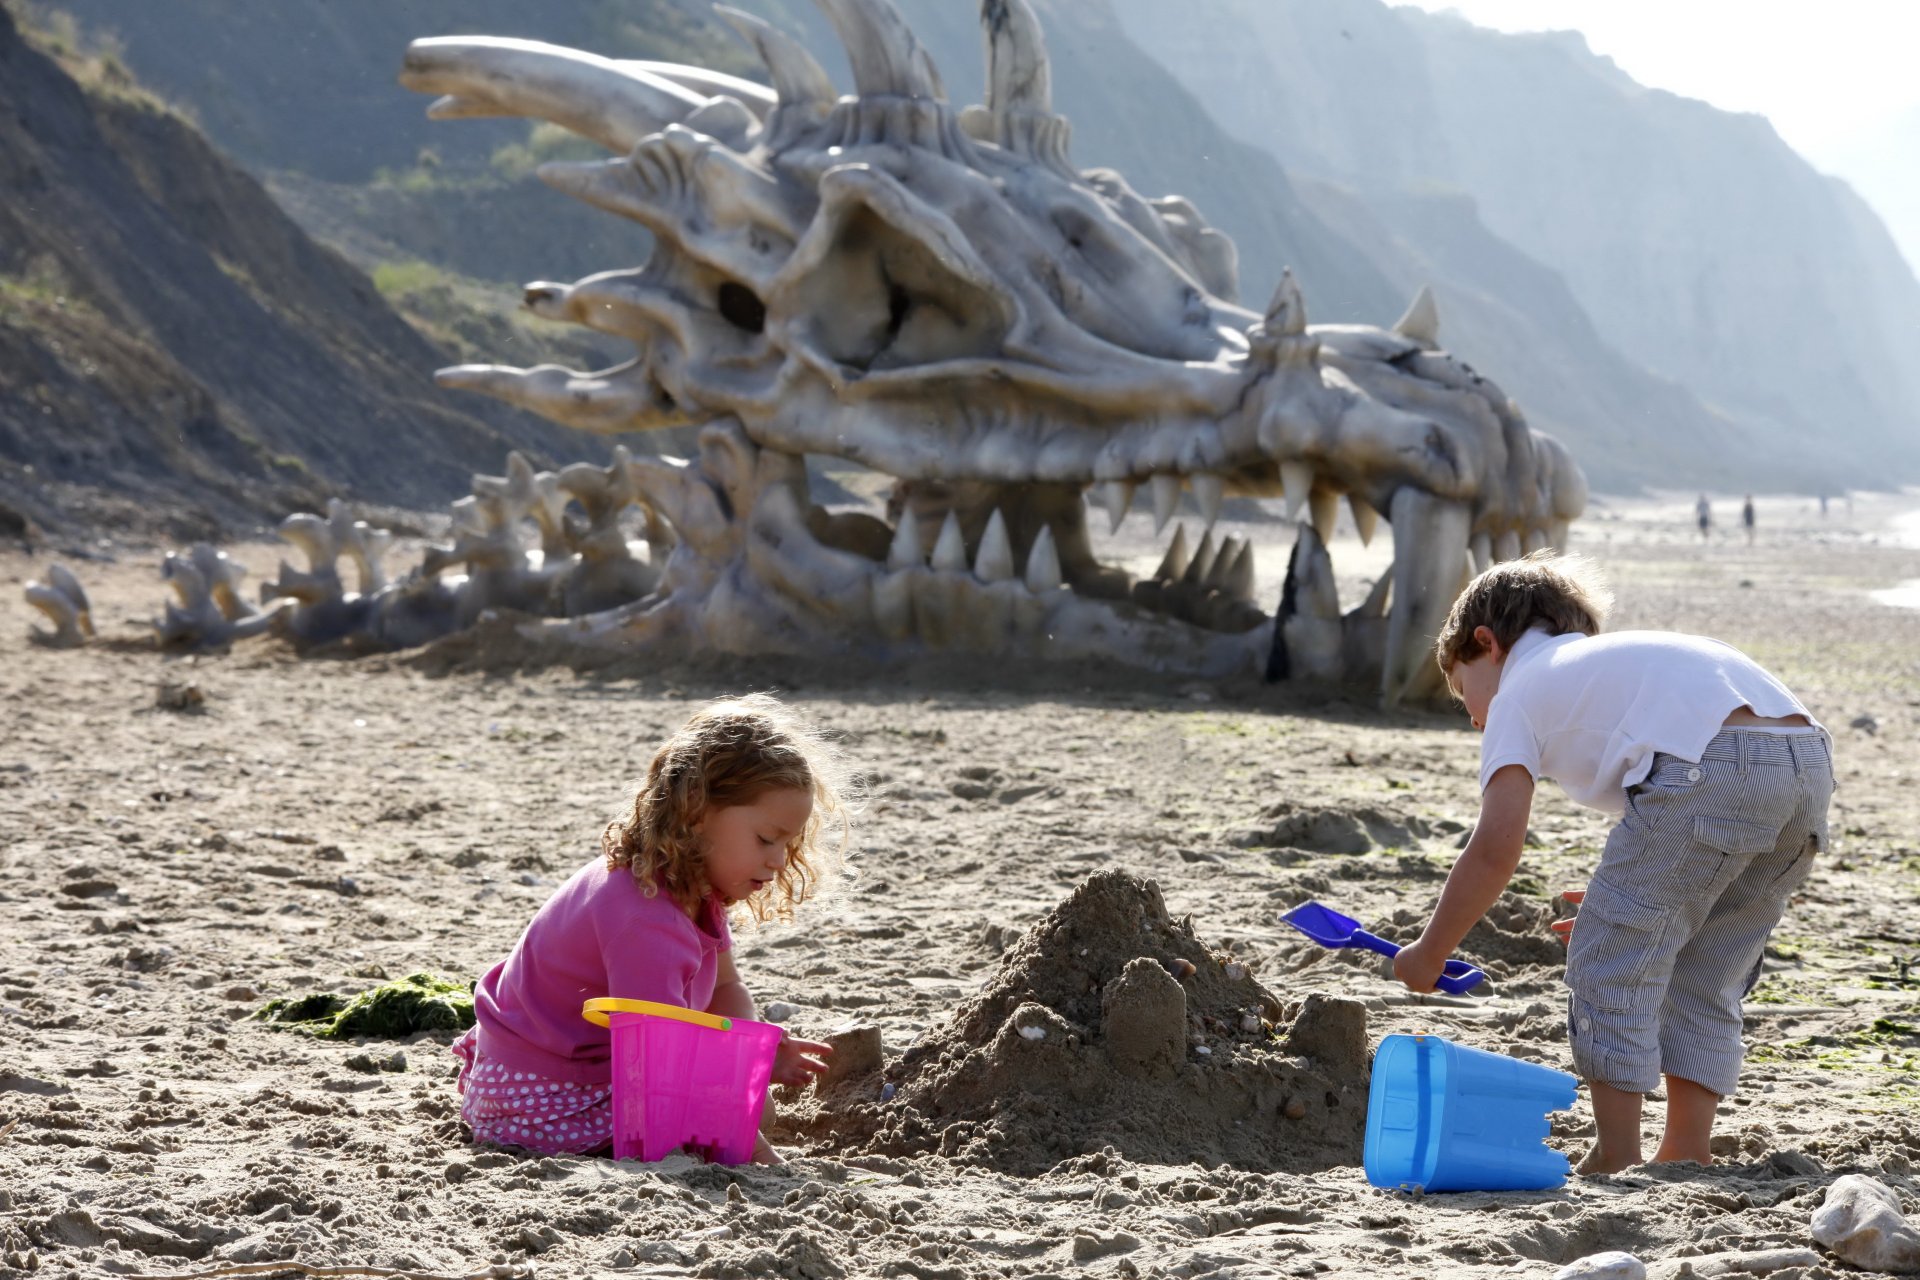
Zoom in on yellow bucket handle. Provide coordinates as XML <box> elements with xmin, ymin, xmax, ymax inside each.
<box><xmin>581</xmin><ymin>998</ymin><xmax>731</xmax><ymax>1031</ymax></box>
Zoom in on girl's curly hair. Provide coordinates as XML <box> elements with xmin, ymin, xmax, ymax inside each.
<box><xmin>1434</xmin><ymin>550</ymin><xmax>1613</xmax><ymax>687</ymax></box>
<box><xmin>603</xmin><ymin>694</ymin><xmax>855</xmax><ymax>923</ymax></box>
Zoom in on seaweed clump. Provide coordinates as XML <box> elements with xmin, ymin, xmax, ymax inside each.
<box><xmin>257</xmin><ymin>972</ymin><xmax>475</xmax><ymax>1038</ymax></box>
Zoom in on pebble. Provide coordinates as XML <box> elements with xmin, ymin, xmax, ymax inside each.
<box><xmin>1222</xmin><ymin>962</ymin><xmax>1249</xmax><ymax>981</ymax></box>
<box><xmin>1552</xmin><ymin>1251</ymin><xmax>1643</xmax><ymax>1280</ymax></box>
<box><xmin>763</xmin><ymin>1001</ymin><xmax>797</xmax><ymax>1023</ymax></box>
<box><xmin>1282</xmin><ymin>1097</ymin><xmax>1307</xmax><ymax>1121</ymax></box>
<box><xmin>1018</xmin><ymin>1024</ymin><xmax>1046</xmax><ymax>1041</ymax></box>
<box><xmin>1811</xmin><ymin>1173</ymin><xmax>1920</xmax><ymax>1273</ymax></box>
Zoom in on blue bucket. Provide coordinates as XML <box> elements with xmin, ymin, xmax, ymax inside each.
<box><xmin>1365</xmin><ymin>1034</ymin><xmax>1578</xmax><ymax>1192</ymax></box>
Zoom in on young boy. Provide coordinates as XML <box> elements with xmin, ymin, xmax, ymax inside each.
<box><xmin>1395</xmin><ymin>553</ymin><xmax>1832</xmax><ymax>1174</ymax></box>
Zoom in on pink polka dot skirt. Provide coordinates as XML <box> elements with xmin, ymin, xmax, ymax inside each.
<box><xmin>451</xmin><ymin>1028</ymin><xmax>612</xmax><ymax>1156</ymax></box>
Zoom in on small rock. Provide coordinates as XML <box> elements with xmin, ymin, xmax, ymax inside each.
<box><xmin>1282</xmin><ymin>1097</ymin><xmax>1307</xmax><ymax>1121</ymax></box>
<box><xmin>1166</xmin><ymin>958</ymin><xmax>1197</xmax><ymax>980</ymax></box>
<box><xmin>1811</xmin><ymin>1173</ymin><xmax>1920</xmax><ymax>1273</ymax></box>
<box><xmin>1851</xmin><ymin>713</ymin><xmax>1880</xmax><ymax>734</ymax></box>
<box><xmin>223</xmin><ymin>985</ymin><xmax>259</xmax><ymax>1002</ymax></box>
<box><xmin>1222</xmin><ymin>962</ymin><xmax>1249</xmax><ymax>981</ymax></box>
<box><xmin>1552</xmin><ymin>1251</ymin><xmax>1644</xmax><ymax>1280</ymax></box>
<box><xmin>1239</xmin><ymin>1013</ymin><xmax>1262</xmax><ymax>1034</ymax></box>
<box><xmin>763</xmin><ymin>1001</ymin><xmax>797</xmax><ymax>1023</ymax></box>
<box><xmin>155</xmin><ymin>680</ymin><xmax>206</xmax><ymax>712</ymax></box>
<box><xmin>1017</xmin><ymin>1024</ymin><xmax>1046</xmax><ymax>1041</ymax></box>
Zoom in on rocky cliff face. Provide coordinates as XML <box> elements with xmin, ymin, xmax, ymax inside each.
<box><xmin>1114</xmin><ymin>0</ymin><xmax>1920</xmax><ymax>489</ymax></box>
<box><xmin>0</xmin><ymin>7</ymin><xmax>594</xmax><ymax>537</ymax></box>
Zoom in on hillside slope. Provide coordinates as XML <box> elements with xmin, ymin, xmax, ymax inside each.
<box><xmin>1114</xmin><ymin>0</ymin><xmax>1920</xmax><ymax>489</ymax></box>
<box><xmin>0</xmin><ymin>7</ymin><xmax>600</xmax><ymax>538</ymax></box>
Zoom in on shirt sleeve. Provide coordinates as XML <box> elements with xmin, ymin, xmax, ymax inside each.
<box><xmin>1479</xmin><ymin>700</ymin><xmax>1542</xmax><ymax>794</ymax></box>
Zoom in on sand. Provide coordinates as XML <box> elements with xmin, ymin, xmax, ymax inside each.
<box><xmin>2</xmin><ymin>489</ymin><xmax>1918</xmax><ymax>1279</ymax></box>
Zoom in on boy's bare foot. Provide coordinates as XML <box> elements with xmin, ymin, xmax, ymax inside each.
<box><xmin>1575</xmin><ymin>1142</ymin><xmax>1642</xmax><ymax>1176</ymax></box>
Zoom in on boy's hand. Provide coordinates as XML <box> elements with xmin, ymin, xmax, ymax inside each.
<box><xmin>1393</xmin><ymin>938</ymin><xmax>1449</xmax><ymax>994</ymax></box>
<box><xmin>772</xmin><ymin>1035</ymin><xmax>833</xmax><ymax>1086</ymax></box>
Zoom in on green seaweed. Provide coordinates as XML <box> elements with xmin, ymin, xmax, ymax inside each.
<box><xmin>256</xmin><ymin>972</ymin><xmax>475</xmax><ymax>1039</ymax></box>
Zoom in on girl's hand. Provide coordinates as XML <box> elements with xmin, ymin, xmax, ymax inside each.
<box><xmin>772</xmin><ymin>1036</ymin><xmax>833</xmax><ymax>1087</ymax></box>
<box><xmin>1393</xmin><ymin>938</ymin><xmax>1448</xmax><ymax>994</ymax></box>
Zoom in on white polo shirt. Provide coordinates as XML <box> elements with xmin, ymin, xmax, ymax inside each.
<box><xmin>1478</xmin><ymin>629</ymin><xmax>1823</xmax><ymax>816</ymax></box>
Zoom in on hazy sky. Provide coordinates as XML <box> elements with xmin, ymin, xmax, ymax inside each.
<box><xmin>1396</xmin><ymin>1</ymin><xmax>1920</xmax><ymax>270</ymax></box>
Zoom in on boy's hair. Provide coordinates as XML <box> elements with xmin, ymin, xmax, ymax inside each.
<box><xmin>1434</xmin><ymin>550</ymin><xmax>1613</xmax><ymax>682</ymax></box>
<box><xmin>603</xmin><ymin>693</ymin><xmax>856</xmax><ymax>923</ymax></box>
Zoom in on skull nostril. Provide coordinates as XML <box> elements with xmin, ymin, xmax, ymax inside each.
<box><xmin>717</xmin><ymin>282</ymin><xmax>766</xmax><ymax>334</ymax></box>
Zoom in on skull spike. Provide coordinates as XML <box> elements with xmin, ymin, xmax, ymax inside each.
<box><xmin>1308</xmin><ymin>486</ymin><xmax>1339</xmax><ymax>544</ymax></box>
<box><xmin>1150</xmin><ymin>474</ymin><xmax>1181</xmax><ymax>536</ymax></box>
<box><xmin>714</xmin><ymin>7</ymin><xmax>837</xmax><ymax>109</ymax></box>
<box><xmin>400</xmin><ymin>37</ymin><xmax>708</xmax><ymax>154</ymax></box>
<box><xmin>1348</xmin><ymin>494</ymin><xmax>1380</xmax><ymax>547</ymax></box>
<box><xmin>886</xmin><ymin>511</ymin><xmax>924</xmax><ymax>570</ymax></box>
<box><xmin>1098</xmin><ymin>479</ymin><xmax>1136</xmax><ymax>534</ymax></box>
<box><xmin>1191</xmin><ymin>473</ymin><xmax>1224</xmax><ymax>530</ymax></box>
<box><xmin>1223</xmin><ymin>540</ymin><xmax>1255</xmax><ymax>601</ymax></box>
<box><xmin>1279</xmin><ymin>460</ymin><xmax>1313</xmax><ymax>523</ymax></box>
<box><xmin>1153</xmin><ymin>524</ymin><xmax>1190</xmax><ymax>583</ymax></box>
<box><xmin>618</xmin><ymin>58</ymin><xmax>777</xmax><ymax>117</ymax></box>
<box><xmin>974</xmin><ymin>509</ymin><xmax>1015</xmax><ymax>582</ymax></box>
<box><xmin>1180</xmin><ymin>531</ymin><xmax>1217</xmax><ymax>587</ymax></box>
<box><xmin>814</xmin><ymin>0</ymin><xmax>946</xmax><ymax>101</ymax></box>
<box><xmin>1393</xmin><ymin>285</ymin><xmax>1440</xmax><ymax>348</ymax></box>
<box><xmin>930</xmin><ymin>511</ymin><xmax>968</xmax><ymax>572</ymax></box>
<box><xmin>1205</xmin><ymin>536</ymin><xmax>1242</xmax><ymax>589</ymax></box>
<box><xmin>1264</xmin><ymin>268</ymin><xmax>1307</xmax><ymax>336</ymax></box>
<box><xmin>1470</xmin><ymin>532</ymin><xmax>1493</xmax><ymax>574</ymax></box>
<box><xmin>435</xmin><ymin>361</ymin><xmax>669</xmax><ymax>434</ymax></box>
<box><xmin>982</xmin><ymin>0</ymin><xmax>1052</xmax><ymax>115</ymax></box>
<box><xmin>1024</xmin><ymin>523</ymin><xmax>1062</xmax><ymax>593</ymax></box>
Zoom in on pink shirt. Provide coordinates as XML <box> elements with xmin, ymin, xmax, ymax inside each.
<box><xmin>472</xmin><ymin>858</ymin><xmax>732</xmax><ymax>1082</ymax></box>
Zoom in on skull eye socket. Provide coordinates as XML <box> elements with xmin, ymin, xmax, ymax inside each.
<box><xmin>717</xmin><ymin>282</ymin><xmax>766</xmax><ymax>334</ymax></box>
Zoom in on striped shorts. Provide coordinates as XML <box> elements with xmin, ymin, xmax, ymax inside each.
<box><xmin>451</xmin><ymin>1027</ymin><xmax>613</xmax><ymax>1155</ymax></box>
<box><xmin>1566</xmin><ymin>728</ymin><xmax>1832</xmax><ymax>1096</ymax></box>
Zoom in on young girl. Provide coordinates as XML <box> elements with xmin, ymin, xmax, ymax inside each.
<box><xmin>452</xmin><ymin>693</ymin><xmax>853</xmax><ymax>1163</ymax></box>
<box><xmin>1396</xmin><ymin>553</ymin><xmax>1832</xmax><ymax>1175</ymax></box>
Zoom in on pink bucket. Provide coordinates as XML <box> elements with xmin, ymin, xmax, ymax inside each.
<box><xmin>581</xmin><ymin>999</ymin><xmax>782</xmax><ymax>1164</ymax></box>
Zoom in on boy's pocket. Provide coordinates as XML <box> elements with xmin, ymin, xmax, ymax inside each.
<box><xmin>1565</xmin><ymin>877</ymin><xmax>1670</xmax><ymax>1013</ymax></box>
<box><xmin>1647</xmin><ymin>814</ymin><xmax>1781</xmax><ymax>901</ymax></box>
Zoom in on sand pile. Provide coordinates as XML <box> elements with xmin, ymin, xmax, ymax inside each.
<box><xmin>782</xmin><ymin>870</ymin><xmax>1371</xmax><ymax>1175</ymax></box>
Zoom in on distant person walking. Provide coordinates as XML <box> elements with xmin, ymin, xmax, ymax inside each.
<box><xmin>1742</xmin><ymin>495</ymin><xmax>1756</xmax><ymax>546</ymax></box>
<box><xmin>1695</xmin><ymin>493</ymin><xmax>1712</xmax><ymax>542</ymax></box>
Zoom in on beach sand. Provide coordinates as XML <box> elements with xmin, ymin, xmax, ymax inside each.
<box><xmin>1</xmin><ymin>489</ymin><xmax>1917</xmax><ymax>1278</ymax></box>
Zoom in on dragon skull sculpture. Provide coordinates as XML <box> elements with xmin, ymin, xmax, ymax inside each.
<box><xmin>26</xmin><ymin>0</ymin><xmax>1580</xmax><ymax>693</ymax></box>
<box><xmin>395</xmin><ymin>0</ymin><xmax>1586</xmax><ymax>703</ymax></box>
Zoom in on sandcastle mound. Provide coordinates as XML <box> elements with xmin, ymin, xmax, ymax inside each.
<box><xmin>781</xmin><ymin>870</ymin><xmax>1370</xmax><ymax>1175</ymax></box>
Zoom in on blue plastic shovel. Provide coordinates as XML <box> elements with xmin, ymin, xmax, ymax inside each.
<box><xmin>1283</xmin><ymin>901</ymin><xmax>1489</xmax><ymax>995</ymax></box>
